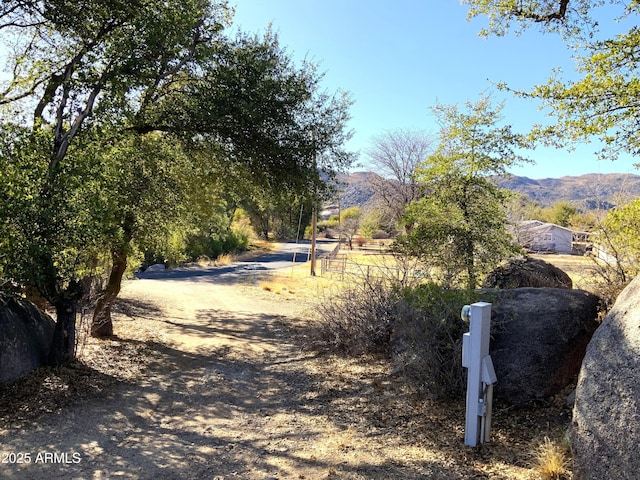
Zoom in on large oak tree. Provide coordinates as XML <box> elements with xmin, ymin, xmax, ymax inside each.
<box><xmin>0</xmin><ymin>2</ymin><xmax>353</xmax><ymax>362</ymax></box>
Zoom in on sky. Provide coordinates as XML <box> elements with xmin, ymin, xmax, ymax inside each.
<box><xmin>230</xmin><ymin>0</ymin><xmax>640</xmax><ymax>179</ymax></box>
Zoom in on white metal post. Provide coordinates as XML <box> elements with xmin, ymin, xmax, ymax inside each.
<box><xmin>461</xmin><ymin>302</ymin><xmax>495</xmax><ymax>447</ymax></box>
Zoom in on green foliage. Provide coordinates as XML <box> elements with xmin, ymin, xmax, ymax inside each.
<box><xmin>0</xmin><ymin>0</ymin><xmax>354</xmax><ymax>361</ymax></box>
<box><xmin>359</xmin><ymin>214</ymin><xmax>380</xmax><ymax>240</ymax></box>
<box><xmin>464</xmin><ymin>1</ymin><xmax>640</xmax><ymax>164</ymax></box>
<box><xmin>318</xmin><ymin>215</ymin><xmax>339</xmax><ymax>231</ymax></box>
<box><xmin>339</xmin><ymin>206</ymin><xmax>362</xmax><ymax>248</ymax></box>
<box><xmin>463</xmin><ymin>0</ymin><xmax>598</xmax><ymax>38</ymax></box>
<box><xmin>590</xmin><ymin>197</ymin><xmax>640</xmax><ymax>302</ymax></box>
<box><xmin>185</xmin><ymin>230</ymin><xmax>249</xmax><ymax>261</ymax></box>
<box><xmin>0</xmin><ymin>125</ymin><xmax>103</xmax><ymax>296</ymax></box>
<box><xmin>393</xmin><ymin>283</ymin><xmax>479</xmax><ymax>398</ymax></box>
<box><xmin>541</xmin><ymin>200</ymin><xmax>578</xmax><ymax>227</ymax></box>
<box><xmin>396</xmin><ymin>96</ymin><xmax>527</xmax><ymax>289</ymax></box>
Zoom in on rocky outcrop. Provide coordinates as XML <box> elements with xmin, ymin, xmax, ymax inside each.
<box><xmin>571</xmin><ymin>276</ymin><xmax>640</xmax><ymax>480</ymax></box>
<box><xmin>481</xmin><ymin>288</ymin><xmax>601</xmax><ymax>406</ymax></box>
<box><xmin>0</xmin><ymin>293</ymin><xmax>55</xmax><ymax>383</ymax></box>
<box><xmin>482</xmin><ymin>256</ymin><xmax>573</xmax><ymax>289</ymax></box>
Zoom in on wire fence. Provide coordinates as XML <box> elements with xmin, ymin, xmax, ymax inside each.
<box><xmin>320</xmin><ymin>253</ymin><xmax>425</xmax><ymax>284</ymax></box>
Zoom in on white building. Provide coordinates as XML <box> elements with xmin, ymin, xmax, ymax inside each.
<box><xmin>514</xmin><ymin>220</ymin><xmax>574</xmax><ymax>254</ymax></box>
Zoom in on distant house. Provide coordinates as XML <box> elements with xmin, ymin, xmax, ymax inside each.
<box><xmin>514</xmin><ymin>220</ymin><xmax>574</xmax><ymax>254</ymax></box>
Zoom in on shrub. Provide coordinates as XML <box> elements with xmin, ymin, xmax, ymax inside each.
<box><xmin>372</xmin><ymin>229</ymin><xmax>391</xmax><ymax>240</ymax></box>
<box><xmin>184</xmin><ymin>229</ymin><xmax>248</xmax><ymax>261</ymax></box>
<box><xmin>311</xmin><ymin>279</ymin><xmax>398</xmax><ymax>356</ymax></box>
<box><xmin>392</xmin><ymin>284</ymin><xmax>478</xmax><ymax>398</ymax></box>
<box><xmin>310</xmin><ymin>279</ymin><xmax>478</xmax><ymax>399</ymax></box>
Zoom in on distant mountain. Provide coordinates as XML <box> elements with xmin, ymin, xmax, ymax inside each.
<box><xmin>328</xmin><ymin>172</ymin><xmax>640</xmax><ymax>211</ymax></box>
<box><xmin>331</xmin><ymin>171</ymin><xmax>379</xmax><ymax>208</ymax></box>
<box><xmin>496</xmin><ymin>173</ymin><xmax>640</xmax><ymax>210</ymax></box>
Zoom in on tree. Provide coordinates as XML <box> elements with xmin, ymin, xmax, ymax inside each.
<box><xmin>505</xmin><ymin>192</ymin><xmax>544</xmax><ymax>224</ymax></box>
<box><xmin>84</xmin><ymin>130</ymin><xmax>196</xmax><ymax>337</ymax></box>
<box><xmin>0</xmin><ymin>0</ymin><xmax>229</xmax><ymax>363</ymax></box>
<box><xmin>463</xmin><ymin>1</ymin><xmax>640</xmax><ymax>164</ymax></box>
<box><xmin>590</xmin><ymin>197</ymin><xmax>640</xmax><ymax>305</ymax></box>
<box><xmin>87</xmin><ymin>30</ymin><xmax>353</xmax><ymax>338</ymax></box>
<box><xmin>366</xmin><ymin>129</ymin><xmax>436</xmax><ymax>232</ymax></box>
<box><xmin>339</xmin><ymin>206</ymin><xmax>362</xmax><ymax>250</ymax></box>
<box><xmin>395</xmin><ymin>96</ymin><xmax>529</xmax><ymax>290</ymax></box>
<box><xmin>543</xmin><ymin>200</ymin><xmax>578</xmax><ymax>227</ymax></box>
<box><xmin>0</xmin><ymin>3</ymin><xmax>354</xmax><ymax>360</ymax></box>
<box><xmin>462</xmin><ymin>0</ymin><xmax>598</xmax><ymax>38</ymax></box>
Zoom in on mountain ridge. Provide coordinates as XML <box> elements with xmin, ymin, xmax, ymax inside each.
<box><xmin>332</xmin><ymin>171</ymin><xmax>640</xmax><ymax>211</ymax></box>
<box><xmin>496</xmin><ymin>173</ymin><xmax>640</xmax><ymax>209</ymax></box>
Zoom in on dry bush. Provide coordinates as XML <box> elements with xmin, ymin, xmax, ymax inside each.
<box><xmin>391</xmin><ymin>284</ymin><xmax>478</xmax><ymax>399</ymax></box>
<box><xmin>216</xmin><ymin>253</ymin><xmax>236</xmax><ymax>266</ymax></box>
<box><xmin>532</xmin><ymin>436</ymin><xmax>569</xmax><ymax>480</ymax></box>
<box><xmin>310</xmin><ymin>278</ymin><xmax>477</xmax><ymax>399</ymax></box>
<box><xmin>310</xmin><ymin>278</ymin><xmax>399</xmax><ymax>356</ymax></box>
<box><xmin>587</xmin><ymin>256</ymin><xmax>633</xmax><ymax>312</ymax></box>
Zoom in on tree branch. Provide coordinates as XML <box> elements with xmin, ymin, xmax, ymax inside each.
<box><xmin>512</xmin><ymin>0</ymin><xmax>570</xmax><ymax>23</ymax></box>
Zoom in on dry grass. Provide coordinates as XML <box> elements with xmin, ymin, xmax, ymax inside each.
<box><xmin>530</xmin><ymin>253</ymin><xmax>597</xmax><ymax>292</ymax></box>
<box><xmin>215</xmin><ymin>252</ymin><xmax>235</xmax><ymax>266</ymax></box>
<box><xmin>260</xmin><ymin>281</ymin><xmax>293</xmax><ymax>295</ymax></box>
<box><xmin>532</xmin><ymin>436</ymin><xmax>569</xmax><ymax>480</ymax></box>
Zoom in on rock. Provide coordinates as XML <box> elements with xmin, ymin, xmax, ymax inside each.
<box><xmin>145</xmin><ymin>263</ymin><xmax>166</xmax><ymax>272</ymax></box>
<box><xmin>0</xmin><ymin>293</ymin><xmax>55</xmax><ymax>383</ymax></box>
<box><xmin>480</xmin><ymin>288</ymin><xmax>601</xmax><ymax>406</ymax></box>
<box><xmin>571</xmin><ymin>275</ymin><xmax>640</xmax><ymax>480</ymax></box>
<box><xmin>482</xmin><ymin>256</ymin><xmax>573</xmax><ymax>289</ymax></box>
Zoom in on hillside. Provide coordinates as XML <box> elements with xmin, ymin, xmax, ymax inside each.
<box><xmin>331</xmin><ymin>171</ymin><xmax>378</xmax><ymax>208</ymax></box>
<box><xmin>496</xmin><ymin>173</ymin><xmax>640</xmax><ymax>209</ymax></box>
<box><xmin>330</xmin><ymin>171</ymin><xmax>640</xmax><ymax>211</ymax></box>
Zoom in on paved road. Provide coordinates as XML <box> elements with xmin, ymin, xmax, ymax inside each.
<box><xmin>136</xmin><ymin>240</ymin><xmax>337</xmax><ymax>282</ymax></box>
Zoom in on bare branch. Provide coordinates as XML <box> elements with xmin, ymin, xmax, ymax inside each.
<box><xmin>511</xmin><ymin>0</ymin><xmax>570</xmax><ymax>23</ymax></box>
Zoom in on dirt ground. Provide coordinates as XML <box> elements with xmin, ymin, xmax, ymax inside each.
<box><xmin>0</xmin><ymin>268</ymin><xmax>573</xmax><ymax>479</ymax></box>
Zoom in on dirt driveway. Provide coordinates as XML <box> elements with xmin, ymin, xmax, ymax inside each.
<box><xmin>0</xmin><ymin>263</ymin><xmax>569</xmax><ymax>479</ymax></box>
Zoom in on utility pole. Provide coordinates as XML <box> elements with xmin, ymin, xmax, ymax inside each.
<box><xmin>310</xmin><ymin>143</ymin><xmax>317</xmax><ymax>276</ymax></box>
<box><xmin>310</xmin><ymin>129</ymin><xmax>318</xmax><ymax>277</ymax></box>
<box><xmin>310</xmin><ymin>203</ymin><xmax>317</xmax><ymax>276</ymax></box>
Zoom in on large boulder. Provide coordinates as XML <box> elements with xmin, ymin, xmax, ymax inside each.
<box><xmin>481</xmin><ymin>288</ymin><xmax>601</xmax><ymax>406</ymax></box>
<box><xmin>483</xmin><ymin>256</ymin><xmax>573</xmax><ymax>289</ymax></box>
<box><xmin>0</xmin><ymin>293</ymin><xmax>55</xmax><ymax>383</ymax></box>
<box><xmin>571</xmin><ymin>276</ymin><xmax>640</xmax><ymax>480</ymax></box>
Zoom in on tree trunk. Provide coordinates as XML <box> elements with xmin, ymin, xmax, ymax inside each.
<box><xmin>48</xmin><ymin>297</ymin><xmax>78</xmax><ymax>366</ymax></box>
<box><xmin>464</xmin><ymin>237</ymin><xmax>477</xmax><ymax>291</ymax></box>
<box><xmin>91</xmin><ymin>247</ymin><xmax>128</xmax><ymax>337</ymax></box>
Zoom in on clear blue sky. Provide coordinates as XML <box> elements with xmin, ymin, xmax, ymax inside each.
<box><xmin>231</xmin><ymin>1</ymin><xmax>639</xmax><ymax>179</ymax></box>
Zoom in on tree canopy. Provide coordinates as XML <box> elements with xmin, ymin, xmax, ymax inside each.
<box><xmin>395</xmin><ymin>96</ymin><xmax>528</xmax><ymax>289</ymax></box>
<box><xmin>463</xmin><ymin>0</ymin><xmax>640</xmax><ymax>164</ymax></box>
<box><xmin>0</xmin><ymin>1</ymin><xmax>353</xmax><ymax>363</ymax></box>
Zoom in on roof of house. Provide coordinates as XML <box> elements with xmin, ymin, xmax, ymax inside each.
<box><xmin>518</xmin><ymin>221</ymin><xmax>573</xmax><ymax>234</ymax></box>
